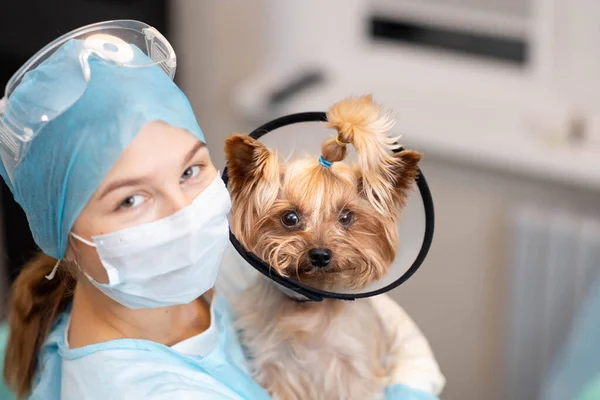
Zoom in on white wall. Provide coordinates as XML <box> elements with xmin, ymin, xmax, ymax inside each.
<box><xmin>389</xmin><ymin>157</ymin><xmax>600</xmax><ymax>400</ymax></box>
<box><xmin>170</xmin><ymin>0</ymin><xmax>267</xmax><ymax>170</ymax></box>
<box><xmin>170</xmin><ymin>2</ymin><xmax>600</xmax><ymax>399</ymax></box>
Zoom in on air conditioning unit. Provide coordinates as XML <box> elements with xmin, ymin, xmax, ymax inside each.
<box><xmin>235</xmin><ymin>0</ymin><xmax>600</xmax><ymax>189</ymax></box>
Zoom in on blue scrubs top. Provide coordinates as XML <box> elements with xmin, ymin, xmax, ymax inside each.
<box><xmin>24</xmin><ymin>252</ymin><xmax>441</xmax><ymax>400</ymax></box>
<box><xmin>28</xmin><ymin>294</ymin><xmax>270</xmax><ymax>400</ymax></box>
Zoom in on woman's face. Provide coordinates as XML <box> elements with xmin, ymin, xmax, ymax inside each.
<box><xmin>66</xmin><ymin>121</ymin><xmax>217</xmax><ymax>283</ymax></box>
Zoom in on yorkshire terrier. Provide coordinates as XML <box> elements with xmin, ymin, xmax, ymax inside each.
<box><xmin>225</xmin><ymin>95</ymin><xmax>423</xmax><ymax>400</ymax></box>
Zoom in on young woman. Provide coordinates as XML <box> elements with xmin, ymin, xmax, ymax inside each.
<box><xmin>0</xmin><ymin>21</ymin><xmax>444</xmax><ymax>400</ymax></box>
<box><xmin>0</xmin><ymin>21</ymin><xmax>269</xmax><ymax>399</ymax></box>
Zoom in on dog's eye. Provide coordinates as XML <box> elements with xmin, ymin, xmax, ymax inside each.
<box><xmin>281</xmin><ymin>211</ymin><xmax>300</xmax><ymax>227</ymax></box>
<box><xmin>338</xmin><ymin>210</ymin><xmax>355</xmax><ymax>227</ymax></box>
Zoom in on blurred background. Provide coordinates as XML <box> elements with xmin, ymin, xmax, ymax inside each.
<box><xmin>1</xmin><ymin>1</ymin><xmax>599</xmax><ymax>399</ymax></box>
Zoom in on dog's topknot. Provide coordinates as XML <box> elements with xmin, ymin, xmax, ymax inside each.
<box><xmin>321</xmin><ymin>95</ymin><xmax>406</xmax><ymax>216</ymax></box>
<box><xmin>321</xmin><ymin>94</ymin><xmax>396</xmax><ymax>163</ymax></box>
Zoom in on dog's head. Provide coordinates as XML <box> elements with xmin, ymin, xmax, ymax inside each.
<box><xmin>225</xmin><ymin>95</ymin><xmax>421</xmax><ymax>291</ymax></box>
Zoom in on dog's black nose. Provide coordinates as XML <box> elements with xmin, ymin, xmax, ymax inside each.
<box><xmin>309</xmin><ymin>248</ymin><xmax>332</xmax><ymax>267</ymax></box>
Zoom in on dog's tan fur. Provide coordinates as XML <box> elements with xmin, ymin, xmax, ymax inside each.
<box><xmin>225</xmin><ymin>95</ymin><xmax>422</xmax><ymax>400</ymax></box>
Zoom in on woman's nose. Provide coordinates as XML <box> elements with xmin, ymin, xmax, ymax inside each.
<box><xmin>160</xmin><ymin>189</ymin><xmax>193</xmax><ymax>218</ymax></box>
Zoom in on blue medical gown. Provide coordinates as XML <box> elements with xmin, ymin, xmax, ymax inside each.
<box><xmin>23</xmin><ymin>251</ymin><xmax>441</xmax><ymax>400</ymax></box>
<box><xmin>29</xmin><ymin>294</ymin><xmax>270</xmax><ymax>400</ymax></box>
<box><xmin>25</xmin><ymin>292</ymin><xmax>439</xmax><ymax>400</ymax></box>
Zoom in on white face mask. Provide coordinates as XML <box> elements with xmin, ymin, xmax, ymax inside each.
<box><xmin>70</xmin><ymin>174</ymin><xmax>231</xmax><ymax>309</ymax></box>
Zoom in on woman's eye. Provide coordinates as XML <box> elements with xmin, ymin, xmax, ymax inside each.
<box><xmin>180</xmin><ymin>165</ymin><xmax>201</xmax><ymax>183</ymax></box>
<box><xmin>119</xmin><ymin>194</ymin><xmax>145</xmax><ymax>210</ymax></box>
<box><xmin>338</xmin><ymin>210</ymin><xmax>355</xmax><ymax>227</ymax></box>
<box><xmin>281</xmin><ymin>211</ymin><xmax>300</xmax><ymax>227</ymax></box>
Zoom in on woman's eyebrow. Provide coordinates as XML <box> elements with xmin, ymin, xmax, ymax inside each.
<box><xmin>182</xmin><ymin>141</ymin><xmax>206</xmax><ymax>167</ymax></box>
<box><xmin>96</xmin><ymin>177</ymin><xmax>148</xmax><ymax>201</ymax></box>
<box><xmin>96</xmin><ymin>141</ymin><xmax>207</xmax><ymax>201</ymax></box>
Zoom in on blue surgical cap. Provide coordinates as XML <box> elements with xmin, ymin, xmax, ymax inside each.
<box><xmin>0</xmin><ymin>40</ymin><xmax>204</xmax><ymax>259</ymax></box>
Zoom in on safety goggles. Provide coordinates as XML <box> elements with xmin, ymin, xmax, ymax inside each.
<box><xmin>0</xmin><ymin>20</ymin><xmax>176</xmax><ymax>181</ymax></box>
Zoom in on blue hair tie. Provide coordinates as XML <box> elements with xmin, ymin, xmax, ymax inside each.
<box><xmin>319</xmin><ymin>155</ymin><xmax>333</xmax><ymax>168</ymax></box>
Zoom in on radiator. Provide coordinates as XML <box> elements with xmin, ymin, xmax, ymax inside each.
<box><xmin>507</xmin><ymin>207</ymin><xmax>600</xmax><ymax>400</ymax></box>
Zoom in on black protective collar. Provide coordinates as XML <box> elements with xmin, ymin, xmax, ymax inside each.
<box><xmin>222</xmin><ymin>112</ymin><xmax>435</xmax><ymax>301</ymax></box>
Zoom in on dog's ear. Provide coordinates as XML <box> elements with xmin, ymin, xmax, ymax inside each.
<box><xmin>356</xmin><ymin>149</ymin><xmax>422</xmax><ymax>213</ymax></box>
<box><xmin>327</xmin><ymin>95</ymin><xmax>422</xmax><ymax>214</ymax></box>
<box><xmin>389</xmin><ymin>149</ymin><xmax>422</xmax><ymax>206</ymax></box>
<box><xmin>224</xmin><ymin>134</ymin><xmax>279</xmax><ymax>197</ymax></box>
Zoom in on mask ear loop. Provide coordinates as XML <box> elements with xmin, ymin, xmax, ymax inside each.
<box><xmin>45</xmin><ymin>254</ymin><xmax>86</xmax><ymax>281</ymax></box>
<box><xmin>47</xmin><ymin>232</ymin><xmax>97</xmax><ymax>280</ymax></box>
<box><xmin>45</xmin><ymin>259</ymin><xmax>61</xmax><ymax>280</ymax></box>
<box><xmin>70</xmin><ymin>232</ymin><xmax>96</xmax><ymax>247</ymax></box>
